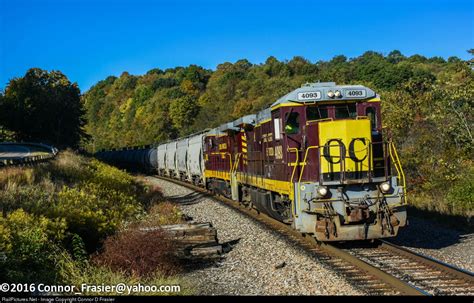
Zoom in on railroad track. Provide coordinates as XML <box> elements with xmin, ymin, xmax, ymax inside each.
<box><xmin>153</xmin><ymin>175</ymin><xmax>474</xmax><ymax>296</ymax></box>
<box><xmin>343</xmin><ymin>240</ymin><xmax>474</xmax><ymax>295</ymax></box>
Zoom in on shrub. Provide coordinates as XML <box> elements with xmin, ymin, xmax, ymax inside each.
<box><xmin>40</xmin><ymin>150</ymin><xmax>91</xmax><ymax>185</ymax></box>
<box><xmin>137</xmin><ymin>183</ymin><xmax>164</xmax><ymax>211</ymax></box>
<box><xmin>0</xmin><ymin>209</ymin><xmax>66</xmax><ymax>283</ymax></box>
<box><xmin>447</xmin><ymin>168</ymin><xmax>474</xmax><ymax>216</ymax></box>
<box><xmin>69</xmin><ymin>233</ymin><xmax>88</xmax><ymax>264</ymax></box>
<box><xmin>93</xmin><ymin>228</ymin><xmax>179</xmax><ymax>278</ymax></box>
<box><xmin>143</xmin><ymin>202</ymin><xmax>183</xmax><ymax>226</ymax></box>
<box><xmin>53</xmin><ymin>182</ymin><xmax>142</xmax><ymax>250</ymax></box>
<box><xmin>56</xmin><ymin>249</ymin><xmax>188</xmax><ymax>295</ymax></box>
<box><xmin>0</xmin><ymin>151</ymin><xmax>185</xmax><ymax>291</ymax></box>
<box><xmin>1</xmin><ymin>151</ymin><xmax>148</xmax><ymax>252</ymax></box>
<box><xmin>88</xmin><ymin>159</ymin><xmax>139</xmax><ymax>195</ymax></box>
<box><xmin>0</xmin><ymin>185</ymin><xmax>54</xmax><ymax>217</ymax></box>
<box><xmin>0</xmin><ymin>221</ymin><xmax>12</xmax><ymax>253</ymax></box>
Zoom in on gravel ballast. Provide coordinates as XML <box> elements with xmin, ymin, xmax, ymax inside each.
<box><xmin>147</xmin><ymin>177</ymin><xmax>365</xmax><ymax>295</ymax></box>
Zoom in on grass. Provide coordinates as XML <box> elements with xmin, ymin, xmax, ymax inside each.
<box><xmin>56</xmin><ymin>248</ymin><xmax>191</xmax><ymax>295</ymax></box>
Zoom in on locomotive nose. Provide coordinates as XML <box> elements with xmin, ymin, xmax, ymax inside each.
<box><xmin>319</xmin><ymin>119</ymin><xmax>372</xmax><ymax>182</ymax></box>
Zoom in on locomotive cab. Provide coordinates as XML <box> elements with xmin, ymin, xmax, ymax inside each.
<box><xmin>199</xmin><ymin>82</ymin><xmax>407</xmax><ymax>242</ymax></box>
<box><xmin>272</xmin><ymin>82</ymin><xmax>407</xmax><ymax>241</ymax></box>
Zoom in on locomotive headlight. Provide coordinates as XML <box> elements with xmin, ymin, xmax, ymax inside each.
<box><xmin>327</xmin><ymin>91</ymin><xmax>335</xmax><ymax>98</ymax></box>
<box><xmin>317</xmin><ymin>186</ymin><xmax>328</xmax><ymax>197</ymax></box>
<box><xmin>334</xmin><ymin>90</ymin><xmax>342</xmax><ymax>98</ymax></box>
<box><xmin>380</xmin><ymin>182</ymin><xmax>391</xmax><ymax>193</ymax></box>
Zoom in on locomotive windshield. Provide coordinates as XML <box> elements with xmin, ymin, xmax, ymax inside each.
<box><xmin>335</xmin><ymin>104</ymin><xmax>357</xmax><ymax>119</ymax></box>
<box><xmin>306</xmin><ymin>106</ymin><xmax>329</xmax><ymax>121</ymax></box>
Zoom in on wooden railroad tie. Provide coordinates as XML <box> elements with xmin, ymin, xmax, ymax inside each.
<box><xmin>139</xmin><ymin>222</ymin><xmax>224</xmax><ymax>260</ymax></box>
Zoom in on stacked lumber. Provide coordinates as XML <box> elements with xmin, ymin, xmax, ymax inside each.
<box><xmin>140</xmin><ymin>223</ymin><xmax>223</xmax><ymax>260</ymax></box>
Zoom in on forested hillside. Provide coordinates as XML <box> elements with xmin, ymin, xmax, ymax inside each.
<box><xmin>83</xmin><ymin>50</ymin><xmax>473</xmax><ymax>151</ymax></box>
<box><xmin>83</xmin><ymin>50</ymin><xmax>473</xmax><ymax>217</ymax></box>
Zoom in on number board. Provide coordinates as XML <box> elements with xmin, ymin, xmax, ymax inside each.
<box><xmin>297</xmin><ymin>91</ymin><xmax>321</xmax><ymax>101</ymax></box>
<box><xmin>344</xmin><ymin>89</ymin><xmax>366</xmax><ymax>98</ymax></box>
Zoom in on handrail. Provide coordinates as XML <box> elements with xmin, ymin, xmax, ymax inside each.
<box><xmin>306</xmin><ymin>118</ymin><xmax>334</xmax><ymax>125</ymax></box>
<box><xmin>368</xmin><ymin>139</ymin><xmax>373</xmax><ymax>182</ymax></box>
<box><xmin>288</xmin><ymin>147</ymin><xmax>299</xmax><ymax>185</ymax></box>
<box><xmin>388</xmin><ymin>141</ymin><xmax>407</xmax><ymax>204</ymax></box>
<box><xmin>287</xmin><ymin>147</ymin><xmax>299</xmax><ymax>218</ymax></box>
<box><xmin>232</xmin><ymin>153</ymin><xmax>242</xmax><ymax>173</ymax></box>
<box><xmin>299</xmin><ymin>145</ymin><xmax>320</xmax><ymax>183</ymax></box>
<box><xmin>297</xmin><ymin>145</ymin><xmax>319</xmax><ymax>214</ymax></box>
<box><xmin>226</xmin><ymin>152</ymin><xmax>233</xmax><ymax>174</ymax></box>
<box><xmin>389</xmin><ymin>142</ymin><xmax>405</xmax><ymax>187</ymax></box>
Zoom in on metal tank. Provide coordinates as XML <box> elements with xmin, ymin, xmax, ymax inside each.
<box><xmin>176</xmin><ymin>138</ymin><xmax>189</xmax><ymax>180</ymax></box>
<box><xmin>157</xmin><ymin>144</ymin><xmax>167</xmax><ymax>175</ymax></box>
<box><xmin>187</xmin><ymin>132</ymin><xmax>206</xmax><ymax>185</ymax></box>
<box><xmin>165</xmin><ymin>141</ymin><xmax>178</xmax><ymax>177</ymax></box>
<box><xmin>95</xmin><ymin>147</ymin><xmax>156</xmax><ymax>172</ymax></box>
<box><xmin>148</xmin><ymin>147</ymin><xmax>158</xmax><ymax>172</ymax></box>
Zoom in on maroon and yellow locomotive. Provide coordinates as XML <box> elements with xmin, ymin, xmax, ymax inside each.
<box><xmin>203</xmin><ymin>82</ymin><xmax>407</xmax><ymax>241</ymax></box>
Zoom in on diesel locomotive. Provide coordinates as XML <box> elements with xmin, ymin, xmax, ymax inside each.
<box><xmin>96</xmin><ymin>82</ymin><xmax>407</xmax><ymax>241</ymax></box>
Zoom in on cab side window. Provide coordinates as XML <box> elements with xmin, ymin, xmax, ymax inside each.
<box><xmin>366</xmin><ymin>107</ymin><xmax>377</xmax><ymax>129</ymax></box>
<box><xmin>284</xmin><ymin>112</ymin><xmax>300</xmax><ymax>134</ymax></box>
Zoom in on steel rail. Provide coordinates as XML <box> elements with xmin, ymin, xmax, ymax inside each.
<box><xmin>379</xmin><ymin>239</ymin><xmax>474</xmax><ymax>284</ymax></box>
<box><xmin>318</xmin><ymin>242</ymin><xmax>428</xmax><ymax>295</ymax></box>
<box><xmin>153</xmin><ymin>175</ymin><xmax>427</xmax><ymax>295</ymax></box>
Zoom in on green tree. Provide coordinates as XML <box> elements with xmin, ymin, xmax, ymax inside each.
<box><xmin>169</xmin><ymin>96</ymin><xmax>200</xmax><ymax>134</ymax></box>
<box><xmin>0</xmin><ymin>68</ymin><xmax>86</xmax><ymax>147</ymax></box>
<box><xmin>387</xmin><ymin>50</ymin><xmax>406</xmax><ymax>64</ymax></box>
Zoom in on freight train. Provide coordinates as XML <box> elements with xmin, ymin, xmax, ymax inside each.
<box><xmin>96</xmin><ymin>82</ymin><xmax>407</xmax><ymax>241</ymax></box>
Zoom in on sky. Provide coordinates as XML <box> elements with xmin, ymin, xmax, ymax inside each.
<box><xmin>1</xmin><ymin>0</ymin><xmax>473</xmax><ymax>92</ymax></box>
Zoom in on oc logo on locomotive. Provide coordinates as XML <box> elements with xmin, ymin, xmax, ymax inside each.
<box><xmin>322</xmin><ymin>138</ymin><xmax>368</xmax><ymax>164</ymax></box>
